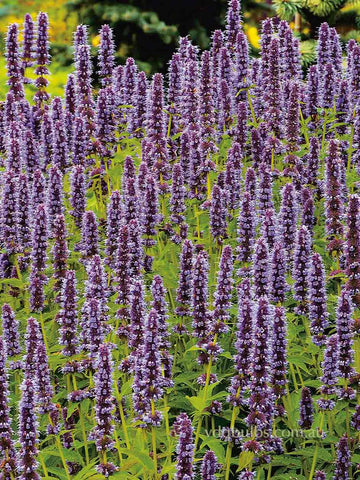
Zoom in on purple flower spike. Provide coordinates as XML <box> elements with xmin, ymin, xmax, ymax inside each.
<box><xmin>201</xmin><ymin>450</ymin><xmax>220</xmax><ymax>480</ymax></box>
<box><xmin>130</xmin><ymin>71</ymin><xmax>148</xmax><ymax>137</ymax></box>
<box><xmin>170</xmin><ymin>164</ymin><xmax>186</xmax><ymax>224</ymax></box>
<box><xmin>319</xmin><ymin>334</ymin><xmax>339</xmax><ymax>401</ymax></box>
<box><xmin>212</xmin><ymin>245</ymin><xmax>233</xmax><ymax>334</ymax></box>
<box><xmin>1</xmin><ymin>304</ymin><xmax>21</xmax><ymax>360</ymax></box>
<box><xmin>115</xmin><ymin>225</ymin><xmax>131</xmax><ymax>322</ymax></box>
<box><xmin>210</xmin><ymin>185</ymin><xmax>227</xmax><ymax>242</ymax></box>
<box><xmin>237</xmin><ymin>191</ymin><xmax>256</xmax><ymax>264</ymax></box>
<box><xmin>90</xmin><ymin>344</ymin><xmax>115</xmax><ymax>461</ymax></box>
<box><xmin>18</xmin><ymin>373</ymin><xmax>40</xmax><ymax>480</ymax></box>
<box><xmin>272</xmin><ymin>307</ymin><xmax>288</xmax><ymax>398</ymax></box>
<box><xmin>151</xmin><ymin>275</ymin><xmax>171</xmax><ymax>350</ymax></box>
<box><xmin>174</xmin><ymin>413</ymin><xmax>195</xmax><ymax>480</ymax></box>
<box><xmin>270</xmin><ymin>242</ymin><xmax>287</xmax><ymax>305</ymax></box>
<box><xmin>228</xmin><ymin>282</ymin><xmax>253</xmax><ymax>405</ymax></box>
<box><xmin>333</xmin><ymin>435</ymin><xmax>350</xmax><ymax>480</ymax></box>
<box><xmin>128</xmin><ymin>279</ymin><xmax>146</xmax><ymax>362</ymax></box>
<box><xmin>246</xmin><ymin>297</ymin><xmax>273</xmax><ymax>432</ymax></box>
<box><xmin>345</xmin><ymin>195</ymin><xmax>360</xmax><ymax>306</ymax></box>
<box><xmin>70</xmin><ymin>165</ymin><xmax>86</xmax><ymax>228</ymax></box>
<box><xmin>1</xmin><ymin>170</ymin><xmax>18</xmax><ymax>254</ymax></box>
<box><xmin>305</xmin><ymin>65</ymin><xmax>319</xmax><ymax>121</ymax></box>
<box><xmin>325</xmin><ymin>140</ymin><xmax>344</xmax><ymax>247</ymax></box>
<box><xmin>299</xmin><ymin>387</ymin><xmax>314</xmax><ymax>429</ymax></box>
<box><xmin>258</xmin><ymin>165</ymin><xmax>274</xmax><ymax>217</ymax></box>
<box><xmin>17</xmin><ymin>173</ymin><xmax>31</xmax><ymax>251</ymax></box>
<box><xmin>22</xmin><ymin>129</ymin><xmax>40</xmax><ymax>179</ymax></box>
<box><xmin>98</xmin><ymin>25</ymin><xmax>115</xmax><ymax>86</ymax></box>
<box><xmin>47</xmin><ymin>166</ymin><xmax>64</xmax><ymax>234</ymax></box>
<box><xmin>36</xmin><ymin>337</ymin><xmax>54</xmax><ymax>414</ymax></box>
<box><xmin>76</xmin><ymin>44</ymin><xmax>95</xmax><ymax>132</ymax></box>
<box><xmin>292</xmin><ymin>226</ymin><xmax>312</xmax><ymax>315</ymax></box>
<box><xmin>307</xmin><ymin>253</ymin><xmax>329</xmax><ymax>346</ymax></box>
<box><xmin>253</xmin><ymin>237</ymin><xmax>269</xmax><ymax>298</ymax></box>
<box><xmin>0</xmin><ymin>335</ymin><xmax>17</xmax><ymax>477</ymax></box>
<box><xmin>264</xmin><ymin>36</ymin><xmax>281</xmax><ymax>137</ymax></box>
<box><xmin>142</xmin><ymin>174</ymin><xmax>160</xmax><ymax>248</ymax></box>
<box><xmin>58</xmin><ymin>270</ymin><xmax>78</xmax><ymax>357</ymax></box>
<box><xmin>22</xmin><ymin>13</ymin><xmax>35</xmax><ymax>75</ymax></box>
<box><xmin>34</xmin><ymin>12</ymin><xmax>50</xmax><ymax>107</ymax></box>
<box><xmin>314</xmin><ymin>472</ymin><xmax>326</xmax><ymax>480</ymax></box>
<box><xmin>261</xmin><ymin>207</ymin><xmax>278</xmax><ymax>251</ymax></box>
<box><xmin>336</xmin><ymin>290</ymin><xmax>355</xmax><ymax>381</ymax></box>
<box><xmin>132</xmin><ymin>309</ymin><xmax>163</xmax><ymax>425</ymax></box>
<box><xmin>238</xmin><ymin>471</ymin><xmax>255</xmax><ymax>480</ymax></box>
<box><xmin>192</xmin><ymin>250</ymin><xmax>210</xmax><ymax>341</ymax></box>
<box><xmin>279</xmin><ymin>183</ymin><xmax>298</xmax><ymax>262</ymax></box>
<box><xmin>6</xmin><ymin>23</ymin><xmax>24</xmax><ymax>100</ymax></box>
<box><xmin>31</xmin><ymin>204</ymin><xmax>48</xmax><ymax>273</ymax></box>
<box><xmin>81</xmin><ymin>211</ymin><xmax>99</xmax><ymax>259</ymax></box>
<box><xmin>51</xmin><ymin>214</ymin><xmax>69</xmax><ymax>293</ymax></box>
<box><xmin>176</xmin><ymin>239</ymin><xmax>193</xmax><ymax>317</ymax></box>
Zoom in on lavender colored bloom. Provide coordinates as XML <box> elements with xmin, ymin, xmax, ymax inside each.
<box><xmin>73</xmin><ymin>25</ymin><xmax>88</xmax><ymax>64</ymax></box>
<box><xmin>34</xmin><ymin>12</ymin><xmax>50</xmax><ymax>107</ymax></box>
<box><xmin>293</xmin><ymin>226</ymin><xmax>312</xmax><ymax>314</ymax></box>
<box><xmin>308</xmin><ymin>253</ymin><xmax>329</xmax><ymax>345</ymax></box>
<box><xmin>285</xmin><ymin>82</ymin><xmax>300</xmax><ymax>151</ymax></box>
<box><xmin>317</xmin><ymin>23</ymin><xmax>331</xmax><ymax>72</ymax></box>
<box><xmin>192</xmin><ymin>250</ymin><xmax>210</xmax><ymax>340</ymax></box>
<box><xmin>325</xmin><ymin>140</ymin><xmax>344</xmax><ymax>245</ymax></box>
<box><xmin>98</xmin><ymin>25</ymin><xmax>115</xmax><ymax>86</ymax></box>
<box><xmin>228</xmin><ymin>283</ymin><xmax>253</xmax><ymax>405</ymax></box>
<box><xmin>352</xmin><ymin>404</ymin><xmax>360</xmax><ymax>430</ymax></box>
<box><xmin>81</xmin><ymin>211</ymin><xmax>99</xmax><ymax>259</ymax></box>
<box><xmin>253</xmin><ymin>237</ymin><xmax>269</xmax><ymax>298</ymax></box>
<box><xmin>170</xmin><ymin>164</ymin><xmax>186</xmax><ymax>224</ymax></box>
<box><xmin>336</xmin><ymin>80</ymin><xmax>349</xmax><ymax>135</ymax></box>
<box><xmin>349</xmin><ymin>45</ymin><xmax>360</xmax><ymax>109</ymax></box>
<box><xmin>31</xmin><ymin>169</ymin><xmax>46</xmax><ymax>214</ymax></box>
<box><xmin>314</xmin><ymin>472</ymin><xmax>326</xmax><ymax>480</ymax></box>
<box><xmin>212</xmin><ymin>245</ymin><xmax>233</xmax><ymax>334</ymax></box>
<box><xmin>51</xmin><ymin>214</ymin><xmax>69</xmax><ymax>293</ymax></box>
<box><xmin>53</xmin><ymin>119</ymin><xmax>68</xmax><ymax>171</ymax></box>
<box><xmin>258</xmin><ymin>165</ymin><xmax>274</xmax><ymax>217</ymax></box>
<box><xmin>132</xmin><ymin>309</ymin><xmax>163</xmax><ymax>425</ymax></box>
<box><xmin>234</xmin><ymin>32</ymin><xmax>249</xmax><ymax>102</ymax></box>
<box><xmin>237</xmin><ymin>191</ymin><xmax>256</xmax><ymax>264</ymax></box>
<box><xmin>0</xmin><ymin>336</ymin><xmax>17</xmax><ymax>478</ymax></box>
<box><xmin>336</xmin><ymin>290</ymin><xmax>355</xmax><ymax>381</ymax></box>
<box><xmin>123</xmin><ymin>177</ymin><xmax>139</xmax><ymax>224</ymax></box>
<box><xmin>47</xmin><ymin>165</ymin><xmax>64</xmax><ymax>234</ymax></box>
<box><xmin>5</xmin><ymin>120</ymin><xmax>21</xmax><ymax>174</ymax></box>
<box><xmin>31</xmin><ymin>204</ymin><xmax>48</xmax><ymax>273</ymax></box>
<box><xmin>306</xmin><ymin>65</ymin><xmax>319</xmax><ymax>121</ymax></box>
<box><xmin>272</xmin><ymin>307</ymin><xmax>287</xmax><ymax>397</ymax></box>
<box><xmin>1</xmin><ymin>170</ymin><xmax>18</xmax><ymax>254</ymax></box>
<box><xmin>320</xmin><ymin>335</ymin><xmax>339</xmax><ymax>399</ymax></box>
<box><xmin>279</xmin><ymin>183</ymin><xmax>298</xmax><ymax>261</ymax></box>
<box><xmin>22</xmin><ymin>129</ymin><xmax>39</xmax><ymax>178</ymax></box>
<box><xmin>128</xmin><ymin>279</ymin><xmax>146</xmax><ymax>360</ymax></box>
<box><xmin>151</xmin><ymin>275</ymin><xmax>171</xmax><ymax>350</ymax></box>
<box><xmin>238</xmin><ymin>471</ymin><xmax>255</xmax><ymax>480</ymax></box>
<box><xmin>123</xmin><ymin>57</ymin><xmax>137</xmax><ymax>119</ymax></box>
<box><xmin>270</xmin><ymin>242</ymin><xmax>287</xmax><ymax>305</ymax></box>
<box><xmin>181</xmin><ymin>59</ymin><xmax>199</xmax><ymax>132</ymax></box>
<box><xmin>36</xmin><ymin>337</ymin><xmax>54</xmax><ymax>414</ymax></box>
<box><xmin>24</xmin><ymin>317</ymin><xmax>41</xmax><ymax>377</ymax></box>
<box><xmin>6</xmin><ymin>23</ymin><xmax>24</xmax><ymax>100</ymax></box>
<box><xmin>58</xmin><ymin>270</ymin><xmax>78</xmax><ymax>357</ymax></box>
<box><xmin>199</xmin><ymin>51</ymin><xmax>216</xmax><ymax>157</ymax></box>
<box><xmin>29</xmin><ymin>272</ymin><xmax>45</xmax><ymax>313</ymax></box>
<box><xmin>333</xmin><ymin>435</ymin><xmax>350</xmax><ymax>480</ymax></box>
<box><xmin>320</xmin><ymin>63</ymin><xmax>337</xmax><ymax>109</ymax></box>
<box><xmin>1</xmin><ymin>304</ymin><xmax>21</xmax><ymax>360</ymax></box>
<box><xmin>76</xmin><ymin>44</ymin><xmax>95</xmax><ymax>132</ymax></box>
<box><xmin>251</xmin><ymin>128</ymin><xmax>263</xmax><ymax>169</ymax></box>
<box><xmin>167</xmin><ymin>53</ymin><xmax>182</xmax><ymax>137</ymax></box>
<box><xmin>90</xmin><ymin>343</ymin><xmax>115</xmax><ymax>449</ymax></box>
<box><xmin>22</xmin><ymin>13</ymin><xmax>35</xmax><ymax>74</ymax></box>
<box><xmin>129</xmin><ymin>71</ymin><xmax>148</xmax><ymax>137</ymax></box>
<box><xmin>246</xmin><ymin>297</ymin><xmax>273</xmax><ymax>431</ymax></box>
<box><xmin>264</xmin><ymin>37</ymin><xmax>281</xmax><ymax>136</ymax></box>
<box><xmin>218</xmin><ymin>79</ymin><xmax>233</xmax><ymax>135</ymax></box>
<box><xmin>176</xmin><ymin>239</ymin><xmax>193</xmax><ymax>317</ymax></box>
<box><xmin>306</xmin><ymin>137</ymin><xmax>320</xmax><ymax>187</ymax></box>
<box><xmin>115</xmin><ymin>225</ymin><xmax>131</xmax><ymax>321</ymax></box>
<box><xmin>128</xmin><ymin>219</ymin><xmax>144</xmax><ymax>278</ymax></box>
<box><xmin>83</xmin><ymin>255</ymin><xmax>109</xmax><ymax>336</ymax></box>
<box><xmin>298</xmin><ymin>387</ymin><xmax>314</xmax><ymax>429</ymax></box>
<box><xmin>41</xmin><ymin>111</ymin><xmax>53</xmax><ymax>169</ymax></box>
<box><xmin>345</xmin><ymin>195</ymin><xmax>360</xmax><ymax>305</ymax></box>
<box><xmin>142</xmin><ymin>174</ymin><xmax>160</xmax><ymax>247</ymax></box>
<box><xmin>72</xmin><ymin>116</ymin><xmax>88</xmax><ymax>165</ymax></box>
<box><xmin>200</xmin><ymin>450</ymin><xmax>220</xmax><ymax>480</ymax></box>
<box><xmin>262</xmin><ymin>207</ymin><xmax>278</xmax><ymax>251</ymax></box>
<box><xmin>17</xmin><ymin>173</ymin><xmax>31</xmax><ymax>251</ymax></box>
<box><xmin>210</xmin><ymin>185</ymin><xmax>227</xmax><ymax>241</ymax></box>
<box><xmin>18</xmin><ymin>373</ymin><xmax>40</xmax><ymax>480</ymax></box>
<box><xmin>174</xmin><ymin>413</ymin><xmax>195</xmax><ymax>480</ymax></box>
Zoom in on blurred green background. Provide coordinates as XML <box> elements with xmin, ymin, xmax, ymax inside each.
<box><xmin>0</xmin><ymin>0</ymin><xmax>359</xmax><ymax>98</ymax></box>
